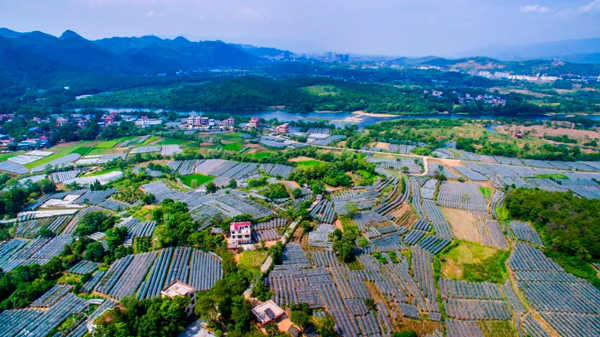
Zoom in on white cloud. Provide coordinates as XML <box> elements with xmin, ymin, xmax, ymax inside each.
<box><xmin>147</xmin><ymin>10</ymin><xmax>164</xmax><ymax>17</ymax></box>
<box><xmin>520</xmin><ymin>5</ymin><xmax>550</xmax><ymax>13</ymax></box>
<box><xmin>579</xmin><ymin>0</ymin><xmax>600</xmax><ymax>13</ymax></box>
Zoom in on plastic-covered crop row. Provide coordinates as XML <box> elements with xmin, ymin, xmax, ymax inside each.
<box><xmin>418</xmin><ymin>235</ymin><xmax>451</xmax><ymax>255</ymax></box>
<box><xmin>403</xmin><ymin>230</ymin><xmax>426</xmax><ymax>245</ymax></box>
<box><xmin>439</xmin><ymin>278</ymin><xmax>502</xmax><ymax>300</ymax></box>
<box><xmin>137</xmin><ymin>248</ymin><xmax>174</xmax><ymax>299</ymax></box>
<box><xmin>108</xmin><ymin>252</ymin><xmax>157</xmax><ymax>299</ymax></box>
<box><xmin>309</xmin><ymin>198</ymin><xmax>336</xmax><ymax>224</ymax></box>
<box><xmin>253</xmin><ymin>218</ymin><xmax>287</xmax><ymax>230</ymax></box>
<box><xmin>445</xmin><ymin>319</ymin><xmax>485</xmax><ymax>337</ymax></box>
<box><xmin>510</xmin><ymin>221</ymin><xmax>543</xmax><ymax>246</ymax></box>
<box><xmin>444</xmin><ymin>298</ymin><xmax>512</xmax><ymax>320</ymax></box>
<box><xmin>68</xmin><ymin>259</ymin><xmax>100</xmax><ymax>275</ymax></box>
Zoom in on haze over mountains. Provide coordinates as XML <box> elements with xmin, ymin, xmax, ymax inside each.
<box><xmin>462</xmin><ymin>38</ymin><xmax>600</xmax><ymax>64</ymax></box>
<box><xmin>0</xmin><ymin>27</ymin><xmax>599</xmax><ymax>93</ymax></box>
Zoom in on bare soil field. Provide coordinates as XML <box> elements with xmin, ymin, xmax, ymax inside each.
<box><xmin>289</xmin><ymin>156</ymin><xmax>316</xmax><ymax>162</ymax></box>
<box><xmin>498</xmin><ymin>124</ymin><xmax>599</xmax><ymax>141</ymax></box>
<box><xmin>443</xmin><ymin>208</ymin><xmax>481</xmax><ymax>243</ymax></box>
<box><xmin>391</xmin><ymin>204</ymin><xmax>417</xmax><ymax>227</ymax></box>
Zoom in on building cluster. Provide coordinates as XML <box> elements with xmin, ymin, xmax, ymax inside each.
<box><xmin>476</xmin><ymin>71</ymin><xmax>560</xmax><ymax>83</ymax></box>
<box><xmin>184</xmin><ymin>115</ymin><xmax>235</xmax><ymax>130</ymax></box>
<box><xmin>453</xmin><ymin>91</ymin><xmax>507</xmax><ymax>106</ymax></box>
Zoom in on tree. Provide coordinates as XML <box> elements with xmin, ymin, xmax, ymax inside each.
<box><xmin>83</xmin><ymin>241</ymin><xmax>106</xmax><ymax>262</ymax></box>
<box><xmin>228</xmin><ymin>179</ymin><xmax>238</xmax><ymax>189</ymax></box>
<box><xmin>290</xmin><ymin>303</ymin><xmax>312</xmax><ymax>329</ymax></box>
<box><xmin>41</xmin><ymin>181</ymin><xmax>56</xmax><ymax>194</ymax></box>
<box><xmin>206</xmin><ymin>181</ymin><xmax>217</xmax><ymax>193</ymax></box>
<box><xmin>344</xmin><ymin>203</ymin><xmax>358</xmax><ymax>218</ymax></box>
<box><xmin>269</xmin><ymin>242</ymin><xmax>284</xmax><ymax>264</ymax></box>
<box><xmin>143</xmin><ymin>193</ymin><xmax>156</xmax><ymax>205</ymax></box>
<box><xmin>333</xmin><ymin>229</ymin><xmax>357</xmax><ymax>263</ymax></box>
<box><xmin>314</xmin><ymin>313</ymin><xmax>337</xmax><ymax>337</ymax></box>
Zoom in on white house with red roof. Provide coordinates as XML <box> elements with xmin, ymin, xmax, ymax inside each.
<box><xmin>230</xmin><ymin>221</ymin><xmax>252</xmax><ymax>246</ymax></box>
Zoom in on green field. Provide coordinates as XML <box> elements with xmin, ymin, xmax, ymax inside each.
<box><xmin>223</xmin><ymin>142</ymin><xmax>243</xmax><ymax>151</ymax></box>
<box><xmin>237</xmin><ymin>251</ymin><xmax>268</xmax><ymax>270</ymax></box>
<box><xmin>72</xmin><ymin>147</ymin><xmax>92</xmax><ymax>156</ymax></box>
<box><xmin>181</xmin><ymin>174</ymin><xmax>214</xmax><ymax>187</ymax></box>
<box><xmin>534</xmin><ymin>173</ymin><xmax>569</xmax><ymax>180</ymax></box>
<box><xmin>141</xmin><ymin>135</ymin><xmax>161</xmax><ymax>145</ymax></box>
<box><xmin>95</xmin><ymin>136</ymin><xmax>135</xmax><ymax>149</ymax></box>
<box><xmin>24</xmin><ymin>141</ymin><xmax>96</xmax><ymax>169</ymax></box>
<box><xmin>158</xmin><ymin>138</ymin><xmax>188</xmax><ymax>145</ymax></box>
<box><xmin>83</xmin><ymin>167</ymin><xmax>120</xmax><ymax>177</ymax></box>
<box><xmin>303</xmin><ymin>84</ymin><xmax>341</xmax><ymax>96</ymax></box>
<box><xmin>296</xmin><ymin>160</ymin><xmax>326</xmax><ymax>167</ymax></box>
<box><xmin>248</xmin><ymin>152</ymin><xmax>272</xmax><ymax>160</ymax></box>
<box><xmin>479</xmin><ymin>186</ymin><xmax>492</xmax><ymax>197</ymax></box>
<box><xmin>0</xmin><ymin>152</ymin><xmax>20</xmax><ymax>162</ymax></box>
<box><xmin>440</xmin><ymin>241</ymin><xmax>508</xmax><ymax>283</ymax></box>
<box><xmin>95</xmin><ymin>140</ymin><xmax>120</xmax><ymax>149</ymax></box>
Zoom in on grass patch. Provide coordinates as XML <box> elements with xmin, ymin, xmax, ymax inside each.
<box><xmin>237</xmin><ymin>251</ymin><xmax>268</xmax><ymax>270</ymax></box>
<box><xmin>296</xmin><ymin>160</ymin><xmax>326</xmax><ymax>167</ymax></box>
<box><xmin>249</xmin><ymin>152</ymin><xmax>272</xmax><ymax>160</ymax></box>
<box><xmin>0</xmin><ymin>152</ymin><xmax>20</xmax><ymax>162</ymax></box>
<box><xmin>223</xmin><ymin>142</ymin><xmax>243</xmax><ymax>151</ymax></box>
<box><xmin>95</xmin><ymin>140</ymin><xmax>120</xmax><ymax>149</ymax></box>
<box><xmin>449</xmin><ymin>149</ymin><xmax>463</xmax><ymax>157</ymax></box>
<box><xmin>24</xmin><ymin>141</ymin><xmax>97</xmax><ymax>169</ymax></box>
<box><xmin>303</xmin><ymin>84</ymin><xmax>341</xmax><ymax>96</ymax></box>
<box><xmin>479</xmin><ymin>186</ymin><xmax>492</xmax><ymax>197</ymax></box>
<box><xmin>533</xmin><ymin>173</ymin><xmax>569</xmax><ymax>180</ymax></box>
<box><xmin>57</xmin><ymin>273</ymin><xmax>82</xmax><ymax>284</ymax></box>
<box><xmin>71</xmin><ymin>147</ymin><xmax>92</xmax><ymax>156</ymax></box>
<box><xmin>181</xmin><ymin>174</ymin><xmax>214</xmax><ymax>187</ymax></box>
<box><xmin>142</xmin><ymin>135</ymin><xmax>161</xmax><ymax>145</ymax></box>
<box><xmin>83</xmin><ymin>167</ymin><xmax>119</xmax><ymax>177</ymax></box>
<box><xmin>478</xmin><ymin>321</ymin><xmax>515</xmax><ymax>337</ymax></box>
<box><xmin>439</xmin><ymin>241</ymin><xmax>508</xmax><ymax>283</ymax></box>
<box><xmin>158</xmin><ymin>138</ymin><xmax>188</xmax><ymax>145</ymax></box>
<box><xmin>87</xmin><ymin>148</ymin><xmax>113</xmax><ymax>156</ymax></box>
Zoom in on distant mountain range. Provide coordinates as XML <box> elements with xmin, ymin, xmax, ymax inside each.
<box><xmin>0</xmin><ymin>28</ymin><xmax>284</xmax><ymax>89</ymax></box>
<box><xmin>461</xmin><ymin>38</ymin><xmax>600</xmax><ymax>64</ymax></box>
<box><xmin>0</xmin><ymin>27</ymin><xmax>599</xmax><ymax>95</ymax></box>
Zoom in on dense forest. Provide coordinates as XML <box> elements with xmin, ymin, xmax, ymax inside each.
<box><xmin>505</xmin><ymin>189</ymin><xmax>600</xmax><ymax>288</ymax></box>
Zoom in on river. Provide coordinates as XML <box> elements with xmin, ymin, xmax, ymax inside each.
<box><xmin>71</xmin><ymin>108</ymin><xmax>600</xmax><ymax>129</ymax></box>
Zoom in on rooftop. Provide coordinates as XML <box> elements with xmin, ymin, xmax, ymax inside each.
<box><xmin>251</xmin><ymin>300</ymin><xmax>285</xmax><ymax>325</ymax></box>
<box><xmin>161</xmin><ymin>280</ymin><xmax>195</xmax><ymax>298</ymax></box>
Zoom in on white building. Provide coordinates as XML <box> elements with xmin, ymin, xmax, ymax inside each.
<box><xmin>229</xmin><ymin>221</ymin><xmax>251</xmax><ymax>246</ymax></box>
<box><xmin>161</xmin><ymin>280</ymin><xmax>197</xmax><ymax>316</ymax></box>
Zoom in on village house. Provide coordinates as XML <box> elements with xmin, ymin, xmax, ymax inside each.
<box><xmin>229</xmin><ymin>221</ymin><xmax>251</xmax><ymax>248</ymax></box>
<box><xmin>160</xmin><ymin>280</ymin><xmax>197</xmax><ymax>316</ymax></box>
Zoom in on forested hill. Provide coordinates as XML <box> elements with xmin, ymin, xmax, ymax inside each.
<box><xmin>0</xmin><ymin>28</ymin><xmax>259</xmax><ymax>88</ymax></box>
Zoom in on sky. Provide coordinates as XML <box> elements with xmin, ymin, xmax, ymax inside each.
<box><xmin>1</xmin><ymin>0</ymin><xmax>599</xmax><ymax>56</ymax></box>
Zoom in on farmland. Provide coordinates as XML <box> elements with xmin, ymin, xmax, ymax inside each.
<box><xmin>0</xmin><ymin>117</ymin><xmax>598</xmax><ymax>337</ymax></box>
<box><xmin>180</xmin><ymin>174</ymin><xmax>214</xmax><ymax>187</ymax></box>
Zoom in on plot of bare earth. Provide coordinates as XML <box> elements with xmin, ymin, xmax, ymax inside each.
<box><xmin>443</xmin><ymin>208</ymin><xmax>508</xmax><ymax>250</ymax></box>
<box><xmin>498</xmin><ymin>125</ymin><xmax>599</xmax><ymax>141</ymax></box>
<box><xmin>289</xmin><ymin>156</ymin><xmax>316</xmax><ymax>162</ymax></box>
